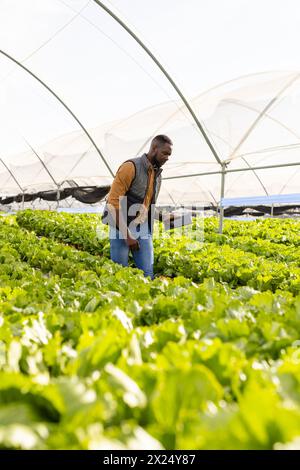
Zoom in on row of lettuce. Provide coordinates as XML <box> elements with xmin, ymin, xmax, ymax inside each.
<box><xmin>16</xmin><ymin>210</ymin><xmax>300</xmax><ymax>294</ymax></box>
<box><xmin>0</xmin><ymin>213</ymin><xmax>300</xmax><ymax>449</ymax></box>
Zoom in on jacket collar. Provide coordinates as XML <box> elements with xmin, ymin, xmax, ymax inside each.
<box><xmin>141</xmin><ymin>153</ymin><xmax>163</xmax><ymax>176</ymax></box>
<box><xmin>141</xmin><ymin>153</ymin><xmax>151</xmax><ymax>170</ymax></box>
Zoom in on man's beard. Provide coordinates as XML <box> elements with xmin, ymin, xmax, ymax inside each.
<box><xmin>153</xmin><ymin>155</ymin><xmax>161</xmax><ymax>168</ymax></box>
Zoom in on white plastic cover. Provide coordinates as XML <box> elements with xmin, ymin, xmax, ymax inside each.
<box><xmin>0</xmin><ymin>0</ymin><xmax>300</xmax><ymax>205</ymax></box>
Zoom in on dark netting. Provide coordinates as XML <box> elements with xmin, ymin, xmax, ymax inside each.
<box><xmin>71</xmin><ymin>186</ymin><xmax>111</xmax><ymax>203</ymax></box>
<box><xmin>0</xmin><ymin>196</ymin><xmax>15</xmax><ymax>205</ymax></box>
<box><xmin>223</xmin><ymin>205</ymin><xmax>300</xmax><ymax>216</ymax></box>
<box><xmin>1</xmin><ymin>187</ymin><xmax>299</xmax><ymax>217</ymax></box>
<box><xmin>36</xmin><ymin>190</ymin><xmax>68</xmax><ymax>202</ymax></box>
<box><xmin>14</xmin><ymin>193</ymin><xmax>39</xmax><ymax>203</ymax></box>
<box><xmin>0</xmin><ymin>185</ymin><xmax>111</xmax><ymax>205</ymax></box>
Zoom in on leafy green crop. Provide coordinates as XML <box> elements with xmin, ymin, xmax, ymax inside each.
<box><xmin>0</xmin><ymin>212</ymin><xmax>299</xmax><ymax>449</ymax></box>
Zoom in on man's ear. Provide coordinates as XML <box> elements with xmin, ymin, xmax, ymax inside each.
<box><xmin>152</xmin><ymin>142</ymin><xmax>158</xmax><ymax>152</ymax></box>
<box><xmin>150</xmin><ymin>145</ymin><xmax>157</xmax><ymax>157</ymax></box>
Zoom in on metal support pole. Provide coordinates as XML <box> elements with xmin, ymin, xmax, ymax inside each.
<box><xmin>163</xmin><ymin>160</ymin><xmax>300</xmax><ymax>181</ymax></box>
<box><xmin>0</xmin><ymin>157</ymin><xmax>24</xmax><ymax>193</ymax></box>
<box><xmin>21</xmin><ymin>192</ymin><xmax>25</xmax><ymax>210</ymax></box>
<box><xmin>218</xmin><ymin>163</ymin><xmax>226</xmax><ymax>234</ymax></box>
<box><xmin>271</xmin><ymin>203</ymin><xmax>274</xmax><ymax>217</ymax></box>
<box><xmin>0</xmin><ymin>49</ymin><xmax>114</xmax><ymax>178</ymax></box>
<box><xmin>92</xmin><ymin>0</ymin><xmax>222</xmax><ymax>166</ymax></box>
<box><xmin>56</xmin><ymin>186</ymin><xmax>60</xmax><ymax>210</ymax></box>
<box><xmin>22</xmin><ymin>137</ymin><xmax>59</xmax><ymax>188</ymax></box>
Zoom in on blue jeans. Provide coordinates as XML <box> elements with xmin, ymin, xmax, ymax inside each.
<box><xmin>109</xmin><ymin>223</ymin><xmax>154</xmax><ymax>279</ymax></box>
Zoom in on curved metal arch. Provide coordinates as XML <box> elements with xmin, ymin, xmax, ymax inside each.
<box><xmin>221</xmin><ymin>98</ymin><xmax>300</xmax><ymax>143</ymax></box>
<box><xmin>0</xmin><ymin>172</ymin><xmax>16</xmax><ymax>191</ymax></box>
<box><xmin>217</xmin><ymin>97</ymin><xmax>300</xmax><ymax>196</ymax></box>
<box><xmin>162</xmin><ymin>125</ymin><xmax>269</xmax><ymax>196</ymax></box>
<box><xmin>193</xmin><ymin>70</ymin><xmax>294</xmax><ymax>101</ymax></box>
<box><xmin>193</xmin><ymin>176</ymin><xmax>218</xmax><ymax>206</ymax></box>
<box><xmin>279</xmin><ymin>166</ymin><xmax>300</xmax><ymax>194</ymax></box>
<box><xmin>92</xmin><ymin>0</ymin><xmax>222</xmax><ymax>166</ymax></box>
<box><xmin>219</xmin><ymin>98</ymin><xmax>300</xmax><ymax>195</ymax></box>
<box><xmin>280</xmin><ymin>172</ymin><xmax>300</xmax><ymax>195</ymax></box>
<box><xmin>135</xmin><ymin>71</ymin><xmax>298</xmax><ymax>161</ymax></box>
<box><xmin>21</xmin><ymin>136</ymin><xmax>59</xmax><ymax>187</ymax></box>
<box><xmin>163</xmin><ymin>161</ymin><xmax>300</xmax><ymax>180</ymax></box>
<box><xmin>33</xmin><ymin>132</ymin><xmax>85</xmax><ymax>182</ymax></box>
<box><xmin>33</xmin><ymin>152</ymin><xmax>57</xmax><ymax>182</ymax></box>
<box><xmin>136</xmin><ymin>94</ymin><xmax>297</xmax><ymax>196</ymax></box>
<box><xmin>159</xmin><ymin>71</ymin><xmax>300</xmax><ymax>195</ymax></box>
<box><xmin>224</xmin><ymin>156</ymin><xmax>269</xmax><ymax>197</ymax></box>
<box><xmin>64</xmin><ymin>145</ymin><xmax>92</xmax><ymax>179</ymax></box>
<box><xmin>206</xmin><ymin>129</ymin><xmax>269</xmax><ymax>196</ymax></box>
<box><xmin>227</xmin><ymin>72</ymin><xmax>300</xmax><ymax>161</ymax></box>
<box><xmin>237</xmin><ymin>142</ymin><xmax>300</xmax><ymax>159</ymax></box>
<box><xmin>0</xmin><ymin>49</ymin><xmax>114</xmax><ymax>177</ymax></box>
<box><xmin>0</xmin><ymin>157</ymin><xmax>24</xmax><ymax>192</ymax></box>
<box><xmin>203</xmin><ymin>124</ymin><xmax>269</xmax><ymax>196</ymax></box>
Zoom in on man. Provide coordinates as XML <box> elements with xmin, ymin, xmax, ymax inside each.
<box><xmin>102</xmin><ymin>135</ymin><xmax>173</xmax><ymax>279</ymax></box>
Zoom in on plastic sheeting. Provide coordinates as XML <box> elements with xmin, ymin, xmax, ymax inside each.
<box><xmin>0</xmin><ymin>1</ymin><xmax>300</xmax><ymax>205</ymax></box>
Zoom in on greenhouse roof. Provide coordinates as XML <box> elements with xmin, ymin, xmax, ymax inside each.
<box><xmin>0</xmin><ymin>0</ymin><xmax>300</xmax><ymax>205</ymax></box>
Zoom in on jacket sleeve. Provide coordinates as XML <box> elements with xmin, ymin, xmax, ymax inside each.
<box><xmin>107</xmin><ymin>161</ymin><xmax>135</xmax><ymax>210</ymax></box>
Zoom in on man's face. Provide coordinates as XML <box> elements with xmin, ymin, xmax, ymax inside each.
<box><xmin>154</xmin><ymin>143</ymin><xmax>172</xmax><ymax>167</ymax></box>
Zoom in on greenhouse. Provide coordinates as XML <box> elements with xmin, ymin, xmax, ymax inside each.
<box><xmin>0</xmin><ymin>0</ymin><xmax>300</xmax><ymax>455</ymax></box>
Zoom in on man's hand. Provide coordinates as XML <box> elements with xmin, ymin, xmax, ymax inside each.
<box><xmin>126</xmin><ymin>233</ymin><xmax>140</xmax><ymax>251</ymax></box>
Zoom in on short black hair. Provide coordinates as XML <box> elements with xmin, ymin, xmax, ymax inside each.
<box><xmin>152</xmin><ymin>134</ymin><xmax>173</xmax><ymax>146</ymax></box>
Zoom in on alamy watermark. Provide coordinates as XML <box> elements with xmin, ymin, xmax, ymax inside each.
<box><xmin>95</xmin><ymin>198</ymin><xmax>205</xmax><ymax>245</ymax></box>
